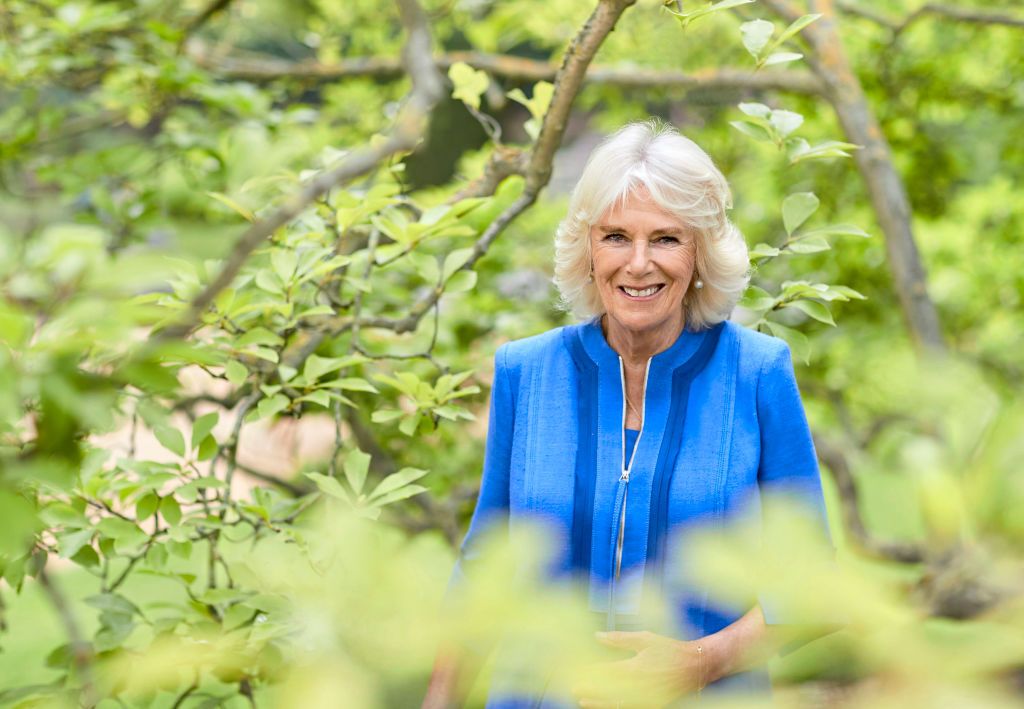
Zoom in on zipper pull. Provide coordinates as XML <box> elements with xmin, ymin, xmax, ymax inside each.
<box><xmin>620</xmin><ymin>469</ymin><xmax>630</xmax><ymax>482</ymax></box>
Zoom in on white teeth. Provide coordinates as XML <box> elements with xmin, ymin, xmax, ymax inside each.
<box><xmin>623</xmin><ymin>285</ymin><xmax>659</xmax><ymax>297</ymax></box>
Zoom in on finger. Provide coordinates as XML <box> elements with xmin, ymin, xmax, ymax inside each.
<box><xmin>594</xmin><ymin>630</ymin><xmax>654</xmax><ymax>652</ymax></box>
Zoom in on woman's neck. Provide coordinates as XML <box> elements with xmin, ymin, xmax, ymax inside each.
<box><xmin>601</xmin><ymin>313</ymin><xmax>685</xmax><ymax>369</ymax></box>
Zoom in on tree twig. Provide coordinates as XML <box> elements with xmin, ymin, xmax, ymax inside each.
<box><xmin>837</xmin><ymin>0</ymin><xmax>1024</xmax><ymax>32</ymax></box>
<box><xmin>189</xmin><ymin>45</ymin><xmax>824</xmax><ymax>95</ymax></box>
<box><xmin>813</xmin><ymin>433</ymin><xmax>925</xmax><ymax>563</ymax></box>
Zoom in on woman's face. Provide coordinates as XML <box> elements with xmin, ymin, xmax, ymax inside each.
<box><xmin>589</xmin><ymin>187</ymin><xmax>696</xmax><ymax>339</ymax></box>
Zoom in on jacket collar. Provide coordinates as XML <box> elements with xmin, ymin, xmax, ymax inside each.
<box><xmin>578</xmin><ymin>315</ymin><xmax>718</xmax><ymax>375</ymax></box>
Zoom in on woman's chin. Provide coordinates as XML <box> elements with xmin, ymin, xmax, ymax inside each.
<box><xmin>605</xmin><ymin>310</ymin><xmax>683</xmax><ymax>337</ymax></box>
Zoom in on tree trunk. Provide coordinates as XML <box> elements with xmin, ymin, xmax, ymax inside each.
<box><xmin>766</xmin><ymin>0</ymin><xmax>946</xmax><ymax>350</ymax></box>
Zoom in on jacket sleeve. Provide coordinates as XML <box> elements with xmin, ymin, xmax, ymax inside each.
<box><xmin>755</xmin><ymin>340</ymin><xmax>835</xmax><ymax>628</ymax></box>
<box><xmin>446</xmin><ymin>343</ymin><xmax>516</xmax><ymax>595</ymax></box>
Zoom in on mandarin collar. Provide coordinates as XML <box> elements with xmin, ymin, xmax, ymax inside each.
<box><xmin>578</xmin><ymin>316</ymin><xmax>718</xmax><ymax>371</ymax></box>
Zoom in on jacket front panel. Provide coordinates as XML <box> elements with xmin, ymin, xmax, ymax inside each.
<box><xmin>454</xmin><ymin>319</ymin><xmax>828</xmax><ymax>707</ymax></box>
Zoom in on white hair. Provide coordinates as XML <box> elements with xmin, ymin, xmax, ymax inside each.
<box><xmin>553</xmin><ymin>120</ymin><xmax>750</xmax><ymax>330</ymax></box>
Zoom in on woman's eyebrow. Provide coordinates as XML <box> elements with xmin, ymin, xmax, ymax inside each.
<box><xmin>596</xmin><ymin>224</ymin><xmax>684</xmax><ymax>236</ymax></box>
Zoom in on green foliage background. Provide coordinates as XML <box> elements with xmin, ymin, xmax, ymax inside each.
<box><xmin>1</xmin><ymin>0</ymin><xmax>1023</xmax><ymax>706</ymax></box>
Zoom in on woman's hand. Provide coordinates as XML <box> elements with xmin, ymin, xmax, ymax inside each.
<box><xmin>571</xmin><ymin>630</ymin><xmax>710</xmax><ymax>708</ymax></box>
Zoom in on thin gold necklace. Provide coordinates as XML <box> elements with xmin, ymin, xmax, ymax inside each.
<box><xmin>625</xmin><ymin>395</ymin><xmax>642</xmax><ymax>423</ymax></box>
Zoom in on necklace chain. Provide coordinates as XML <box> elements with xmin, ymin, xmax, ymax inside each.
<box><xmin>625</xmin><ymin>395</ymin><xmax>642</xmax><ymax>422</ymax></box>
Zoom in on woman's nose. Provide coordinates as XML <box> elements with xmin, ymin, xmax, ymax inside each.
<box><xmin>627</xmin><ymin>240</ymin><xmax>651</xmax><ymax>272</ymax></box>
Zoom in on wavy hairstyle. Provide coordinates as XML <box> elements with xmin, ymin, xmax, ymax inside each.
<box><xmin>553</xmin><ymin>120</ymin><xmax>749</xmax><ymax>330</ymax></box>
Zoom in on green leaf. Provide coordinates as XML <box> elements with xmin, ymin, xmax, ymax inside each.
<box><xmin>368</xmin><ymin>467</ymin><xmax>428</xmax><ymax>502</ymax></box>
<box><xmin>764</xmin><ymin>321</ymin><xmax>811</xmax><ymax>364</ymax></box>
<box><xmin>408</xmin><ymin>250</ymin><xmax>440</xmax><ymax>283</ymax></box>
<box><xmin>256</xmin><ymin>394</ymin><xmax>290</xmax><ymax>419</ymax></box>
<box><xmin>277</xmin><ymin>365</ymin><xmax>298</xmax><ymax>383</ymax></box>
<box><xmin>318</xmin><ymin>377</ymin><xmax>379</xmax><ymax>393</ymax></box>
<box><xmin>738</xmin><ymin>102</ymin><xmax>772</xmax><ymax>119</ymax></box>
<box><xmin>443</xmin><ymin>248</ymin><xmax>475</xmax><ymax>279</ymax></box>
<box><xmin>772</xmin><ymin>13</ymin><xmax>822</xmax><ymax>48</ymax></box>
<box><xmin>420</xmin><ymin>204</ymin><xmax>452</xmax><ymax>227</ymax></box>
<box><xmin>225</xmin><ymin>360</ymin><xmax>247</xmax><ymax>386</ymax></box>
<box><xmin>769</xmin><ymin>110</ymin><xmax>803</xmax><ymax>138</ymax></box>
<box><xmin>786</xmin><ymin>235</ymin><xmax>831</xmax><ymax>254</ymax></box>
<box><xmin>306</xmin><ymin>472</ymin><xmax>351</xmax><ymax>503</ymax></box>
<box><xmin>207</xmin><ymin>192</ymin><xmax>255</xmax><ymax>222</ymax></box>
<box><xmin>249</xmin><ymin>346</ymin><xmax>280</xmax><ymax>363</ymax></box>
<box><xmin>740</xmin><ymin>19</ymin><xmax>774</xmax><ymax>58</ymax></box>
<box><xmin>136</xmin><ymin>493</ymin><xmax>160</xmax><ymax>521</ymax></box>
<box><xmin>271</xmin><ymin>249</ymin><xmax>298</xmax><ymax>284</ymax></box>
<box><xmin>729</xmin><ymin>120</ymin><xmax>772</xmax><ymax>142</ymax></box>
<box><xmin>343</xmin><ymin>449</ymin><xmax>372</xmax><ymax>495</ymax></box>
<box><xmin>448</xmin><ymin>61</ymin><xmax>490</xmax><ymax>111</ymax></box>
<box><xmin>782</xmin><ymin>192</ymin><xmax>820</xmax><ymax>235</ymax></box>
<box><xmin>58</xmin><ymin>529</ymin><xmax>95</xmax><ymax>559</ymax></box>
<box><xmin>445</xmin><ymin>270</ymin><xmax>477</xmax><ymax>293</ymax></box>
<box><xmin>749</xmin><ymin>243</ymin><xmax>781</xmax><ymax>259</ymax></box>
<box><xmin>96</xmin><ymin>517</ymin><xmax>147</xmax><ymax>546</ymax></box>
<box><xmin>370</xmin><ymin>484</ymin><xmax>428</xmax><ymax>507</ymax></box>
<box><xmin>236</xmin><ymin>327</ymin><xmax>284</xmax><ymax>348</ymax></box>
<box><xmin>371</xmin><ymin>409</ymin><xmax>404</xmax><ymax>423</ymax></box>
<box><xmin>398</xmin><ymin>412</ymin><xmax>423</xmax><ymax>436</ymax></box>
<box><xmin>829</xmin><ymin>285</ymin><xmax>867</xmax><ymax>300</ymax></box>
<box><xmin>154</xmin><ymin>425</ymin><xmax>185</xmax><ymax>458</ymax></box>
<box><xmin>799</xmin><ymin>223</ymin><xmax>870</xmax><ymax>239</ymax></box>
<box><xmin>196</xmin><ymin>435</ymin><xmax>218</xmax><ymax>461</ymax></box>
<box><xmin>85</xmin><ymin>592</ymin><xmax>140</xmax><ymax>617</ymax></box>
<box><xmin>71</xmin><ymin>544</ymin><xmax>100</xmax><ymax>569</ymax></box>
<box><xmin>191</xmin><ymin>412</ymin><xmax>219</xmax><ymax>449</ymax></box>
<box><xmin>508</xmin><ymin>81</ymin><xmax>554</xmax><ymax>122</ymax></box>
<box><xmin>762</xmin><ymin>52</ymin><xmax>803</xmax><ymax>67</ymax></box>
<box><xmin>297</xmin><ymin>389</ymin><xmax>331</xmax><ymax>408</ymax></box>
<box><xmin>788</xmin><ymin>139</ymin><xmax>862</xmax><ymax>164</ymax></box>
<box><xmin>160</xmin><ymin>495</ymin><xmax>182</xmax><ymax>525</ymax></box>
<box><xmin>784</xmin><ymin>299</ymin><xmax>836</xmax><ymax>326</ymax></box>
<box><xmin>738</xmin><ymin>285</ymin><xmax>776</xmax><ymax>311</ymax></box>
<box><xmin>669</xmin><ymin>0</ymin><xmax>756</xmax><ymax>28</ymax></box>
<box><xmin>303</xmin><ymin>354</ymin><xmax>358</xmax><ymax>382</ymax></box>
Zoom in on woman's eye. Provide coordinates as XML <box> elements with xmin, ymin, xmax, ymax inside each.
<box><xmin>604</xmin><ymin>233</ymin><xmax>627</xmax><ymax>242</ymax></box>
<box><xmin>655</xmin><ymin>235</ymin><xmax>680</xmax><ymax>244</ymax></box>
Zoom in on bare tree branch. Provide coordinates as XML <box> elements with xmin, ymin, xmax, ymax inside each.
<box><xmin>235</xmin><ymin>462</ymin><xmax>310</xmax><ymax>496</ymax></box>
<box><xmin>189</xmin><ymin>45</ymin><xmax>824</xmax><ymax>96</ymax></box>
<box><xmin>837</xmin><ymin>0</ymin><xmax>1024</xmax><ymax>32</ymax></box>
<box><xmin>813</xmin><ymin>433</ymin><xmax>925</xmax><ymax>563</ymax></box>
<box><xmin>158</xmin><ymin>0</ymin><xmax>445</xmax><ymax>341</ymax></box>
<box><xmin>762</xmin><ymin>0</ymin><xmax>946</xmax><ymax>351</ymax></box>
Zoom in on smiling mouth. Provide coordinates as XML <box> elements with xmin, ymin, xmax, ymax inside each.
<box><xmin>619</xmin><ymin>284</ymin><xmax>664</xmax><ymax>299</ymax></box>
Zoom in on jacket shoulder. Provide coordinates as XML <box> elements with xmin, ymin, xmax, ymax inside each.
<box><xmin>497</xmin><ymin>325</ymin><xmax>573</xmax><ymax>370</ymax></box>
<box><xmin>720</xmin><ymin>320</ymin><xmax>792</xmax><ymax>373</ymax></box>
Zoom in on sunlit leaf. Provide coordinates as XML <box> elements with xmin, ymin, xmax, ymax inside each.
<box><xmin>782</xmin><ymin>192</ymin><xmax>820</xmax><ymax>235</ymax></box>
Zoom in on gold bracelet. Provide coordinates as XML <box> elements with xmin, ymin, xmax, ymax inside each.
<box><xmin>696</xmin><ymin>643</ymin><xmax>704</xmax><ymax>698</ymax></box>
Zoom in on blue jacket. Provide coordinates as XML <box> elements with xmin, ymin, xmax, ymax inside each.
<box><xmin>453</xmin><ymin>318</ymin><xmax>830</xmax><ymax>705</ymax></box>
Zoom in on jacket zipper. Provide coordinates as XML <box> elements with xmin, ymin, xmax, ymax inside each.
<box><xmin>612</xmin><ymin>358</ymin><xmax>651</xmax><ymax>590</ymax></box>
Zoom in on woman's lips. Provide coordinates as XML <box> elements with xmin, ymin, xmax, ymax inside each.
<box><xmin>618</xmin><ymin>284</ymin><xmax>665</xmax><ymax>300</ymax></box>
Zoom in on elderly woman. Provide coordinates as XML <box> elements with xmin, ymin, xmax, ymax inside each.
<box><xmin>426</xmin><ymin>120</ymin><xmax>831</xmax><ymax>707</ymax></box>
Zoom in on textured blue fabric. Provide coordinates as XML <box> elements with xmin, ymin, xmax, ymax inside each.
<box><xmin>450</xmin><ymin>318</ymin><xmax>830</xmax><ymax>707</ymax></box>
<box><xmin>624</xmin><ymin>428</ymin><xmax>639</xmax><ymax>468</ymax></box>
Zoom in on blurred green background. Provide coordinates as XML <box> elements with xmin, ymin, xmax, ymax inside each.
<box><xmin>1</xmin><ymin>0</ymin><xmax>1023</xmax><ymax>706</ymax></box>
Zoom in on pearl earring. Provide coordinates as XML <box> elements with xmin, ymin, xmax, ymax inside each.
<box><xmin>694</xmin><ymin>278</ymin><xmax>704</xmax><ymax>290</ymax></box>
